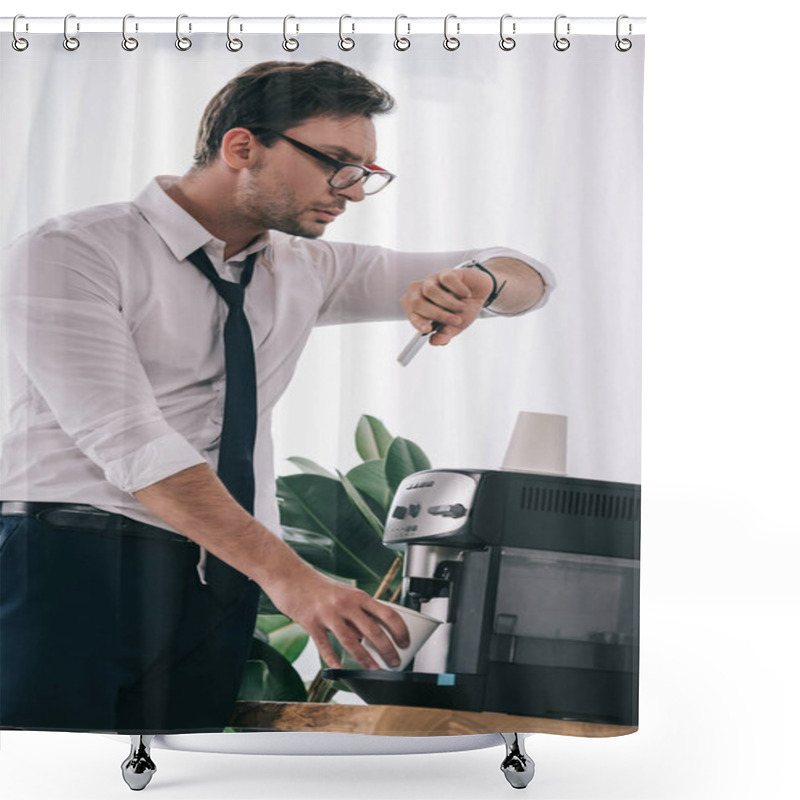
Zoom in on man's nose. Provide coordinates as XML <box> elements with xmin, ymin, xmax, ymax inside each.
<box><xmin>334</xmin><ymin>181</ymin><xmax>366</xmax><ymax>203</ymax></box>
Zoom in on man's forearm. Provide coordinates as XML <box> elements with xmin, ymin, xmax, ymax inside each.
<box><xmin>133</xmin><ymin>463</ymin><xmax>302</xmax><ymax>589</ymax></box>
<box><xmin>133</xmin><ymin>463</ymin><xmax>412</xmax><ymax>670</ymax></box>
<box><xmin>482</xmin><ymin>257</ymin><xmax>546</xmax><ymax>315</ymax></box>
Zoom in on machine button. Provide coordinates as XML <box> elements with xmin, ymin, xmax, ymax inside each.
<box><xmin>427</xmin><ymin>503</ymin><xmax>467</xmax><ymax>518</ymax></box>
<box><xmin>391</xmin><ymin>506</ymin><xmax>408</xmax><ymax>520</ymax></box>
<box><xmin>408</xmin><ymin>504</ymin><xmax>421</xmax><ymax>518</ymax></box>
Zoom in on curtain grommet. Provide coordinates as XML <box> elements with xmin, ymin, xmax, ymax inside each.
<box><xmin>12</xmin><ymin>15</ymin><xmax>29</xmax><ymax>51</ymax></box>
<box><xmin>282</xmin><ymin>15</ymin><xmax>299</xmax><ymax>52</ymax></box>
<box><xmin>175</xmin><ymin>14</ymin><xmax>192</xmax><ymax>51</ymax></box>
<box><xmin>615</xmin><ymin>15</ymin><xmax>632</xmax><ymax>51</ymax></box>
<box><xmin>338</xmin><ymin>15</ymin><xmax>355</xmax><ymax>51</ymax></box>
<box><xmin>443</xmin><ymin>14</ymin><xmax>460</xmax><ymax>51</ymax></box>
<box><xmin>394</xmin><ymin>15</ymin><xmax>411</xmax><ymax>51</ymax></box>
<box><xmin>499</xmin><ymin>14</ymin><xmax>516</xmax><ymax>51</ymax></box>
<box><xmin>63</xmin><ymin>13</ymin><xmax>80</xmax><ymax>51</ymax></box>
<box><xmin>121</xmin><ymin>14</ymin><xmax>139</xmax><ymax>51</ymax></box>
<box><xmin>553</xmin><ymin>14</ymin><xmax>570</xmax><ymax>52</ymax></box>
<box><xmin>226</xmin><ymin>15</ymin><xmax>243</xmax><ymax>51</ymax></box>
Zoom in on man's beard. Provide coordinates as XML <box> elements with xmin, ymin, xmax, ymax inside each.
<box><xmin>237</xmin><ymin>168</ymin><xmax>323</xmax><ymax>239</ymax></box>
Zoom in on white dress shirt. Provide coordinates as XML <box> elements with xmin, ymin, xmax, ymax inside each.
<box><xmin>0</xmin><ymin>176</ymin><xmax>554</xmax><ymax>535</ymax></box>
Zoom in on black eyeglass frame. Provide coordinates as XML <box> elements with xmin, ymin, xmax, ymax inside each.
<box><xmin>249</xmin><ymin>127</ymin><xmax>396</xmax><ymax>195</ymax></box>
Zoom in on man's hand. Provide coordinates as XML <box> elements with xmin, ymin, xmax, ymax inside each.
<box><xmin>400</xmin><ymin>265</ymin><xmax>494</xmax><ymax>346</ymax></box>
<box><xmin>400</xmin><ymin>257</ymin><xmax>546</xmax><ymax>342</ymax></box>
<box><xmin>266</xmin><ymin>558</ymin><xmax>411</xmax><ymax>671</ymax></box>
<box><xmin>134</xmin><ymin>463</ymin><xmax>410</xmax><ymax>672</ymax></box>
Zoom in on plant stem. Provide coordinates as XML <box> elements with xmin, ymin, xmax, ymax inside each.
<box><xmin>373</xmin><ymin>556</ymin><xmax>403</xmax><ymax>602</ymax></box>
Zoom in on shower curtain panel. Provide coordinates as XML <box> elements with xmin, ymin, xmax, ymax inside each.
<box><xmin>0</xmin><ymin>19</ymin><xmax>644</xmax><ymax>748</ymax></box>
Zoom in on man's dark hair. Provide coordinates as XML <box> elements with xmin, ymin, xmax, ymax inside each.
<box><xmin>193</xmin><ymin>59</ymin><xmax>395</xmax><ymax>167</ymax></box>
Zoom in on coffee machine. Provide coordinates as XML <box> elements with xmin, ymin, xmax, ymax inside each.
<box><xmin>325</xmin><ymin>469</ymin><xmax>640</xmax><ymax>726</ymax></box>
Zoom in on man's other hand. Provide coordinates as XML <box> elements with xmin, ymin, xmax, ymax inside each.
<box><xmin>400</xmin><ymin>265</ymin><xmax>494</xmax><ymax>346</ymax></box>
<box><xmin>267</xmin><ymin>563</ymin><xmax>411</xmax><ymax>671</ymax></box>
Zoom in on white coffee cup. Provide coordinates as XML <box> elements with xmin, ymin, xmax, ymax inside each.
<box><xmin>501</xmin><ymin>411</ymin><xmax>568</xmax><ymax>475</ymax></box>
<box><xmin>362</xmin><ymin>601</ymin><xmax>442</xmax><ymax>672</ymax></box>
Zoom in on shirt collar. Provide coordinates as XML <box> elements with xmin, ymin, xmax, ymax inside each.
<box><xmin>133</xmin><ymin>175</ymin><xmax>272</xmax><ymax>264</ymax></box>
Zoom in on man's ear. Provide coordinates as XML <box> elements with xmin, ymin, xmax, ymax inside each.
<box><xmin>219</xmin><ymin>128</ymin><xmax>261</xmax><ymax>169</ymax></box>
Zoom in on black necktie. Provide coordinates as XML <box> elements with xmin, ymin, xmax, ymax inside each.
<box><xmin>186</xmin><ymin>247</ymin><xmax>259</xmax><ymax>514</ymax></box>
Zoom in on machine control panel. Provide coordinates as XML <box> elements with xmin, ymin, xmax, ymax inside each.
<box><xmin>385</xmin><ymin>470</ymin><xmax>480</xmax><ymax>544</ymax></box>
<box><xmin>428</xmin><ymin>503</ymin><xmax>467</xmax><ymax>518</ymax></box>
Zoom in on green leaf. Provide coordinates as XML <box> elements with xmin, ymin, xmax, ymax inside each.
<box><xmin>355</xmin><ymin>580</ymin><xmax>383</xmax><ymax>599</ymax></box>
<box><xmin>269</xmin><ymin>626</ymin><xmax>309</xmax><ymax>664</ymax></box>
<box><xmin>346</xmin><ymin>459</ymin><xmax>392</xmax><ymax>509</ymax></box>
<box><xmin>281</xmin><ymin>526</ymin><xmax>337</xmax><ymax>573</ymax></box>
<box><xmin>385</xmin><ymin>437</ymin><xmax>432</xmax><ymax>495</ymax></box>
<box><xmin>254</xmin><ymin>613</ymin><xmax>293</xmax><ymax>640</ymax></box>
<box><xmin>355</xmin><ymin>415</ymin><xmax>393</xmax><ymax>462</ymax></box>
<box><xmin>277</xmin><ymin>474</ymin><xmax>396</xmax><ymax>582</ymax></box>
<box><xmin>238</xmin><ymin>660</ymin><xmax>269</xmax><ymax>702</ymax></box>
<box><xmin>337</xmin><ymin>469</ymin><xmax>385</xmax><ymax>539</ymax></box>
<box><xmin>239</xmin><ymin>640</ymin><xmax>307</xmax><ymax>702</ymax></box>
<box><xmin>255</xmin><ymin>614</ymin><xmax>310</xmax><ymax>663</ymax></box>
<box><xmin>287</xmin><ymin>456</ymin><xmax>336</xmax><ymax>479</ymax></box>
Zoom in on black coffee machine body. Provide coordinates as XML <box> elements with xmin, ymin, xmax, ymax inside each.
<box><xmin>325</xmin><ymin>469</ymin><xmax>640</xmax><ymax>727</ymax></box>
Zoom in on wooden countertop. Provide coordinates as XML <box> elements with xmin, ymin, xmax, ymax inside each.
<box><xmin>230</xmin><ymin>701</ymin><xmax>637</xmax><ymax>738</ymax></box>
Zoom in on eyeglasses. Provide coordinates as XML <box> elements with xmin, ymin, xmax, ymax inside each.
<box><xmin>250</xmin><ymin>128</ymin><xmax>396</xmax><ymax>196</ymax></box>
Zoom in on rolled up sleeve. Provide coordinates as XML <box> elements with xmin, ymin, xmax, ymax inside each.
<box><xmin>2</xmin><ymin>228</ymin><xmax>205</xmax><ymax>493</ymax></box>
<box><xmin>303</xmin><ymin>239</ymin><xmax>555</xmax><ymax>325</ymax></box>
<box><xmin>469</xmin><ymin>246</ymin><xmax>556</xmax><ymax>314</ymax></box>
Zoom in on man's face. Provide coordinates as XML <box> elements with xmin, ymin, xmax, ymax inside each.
<box><xmin>236</xmin><ymin>114</ymin><xmax>378</xmax><ymax>238</ymax></box>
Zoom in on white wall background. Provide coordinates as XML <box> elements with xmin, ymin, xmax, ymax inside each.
<box><xmin>0</xmin><ymin>24</ymin><xmax>642</xmax><ymax>486</ymax></box>
<box><xmin>1</xmin><ymin>2</ymin><xmax>798</xmax><ymax>800</ymax></box>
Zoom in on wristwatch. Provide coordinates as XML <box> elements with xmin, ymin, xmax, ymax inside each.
<box><xmin>461</xmin><ymin>260</ymin><xmax>507</xmax><ymax>308</ymax></box>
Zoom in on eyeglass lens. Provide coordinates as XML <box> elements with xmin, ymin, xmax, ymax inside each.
<box><xmin>331</xmin><ymin>166</ymin><xmax>391</xmax><ymax>195</ymax></box>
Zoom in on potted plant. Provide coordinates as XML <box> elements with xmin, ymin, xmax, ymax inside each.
<box><xmin>236</xmin><ymin>415</ymin><xmax>431</xmax><ymax>706</ymax></box>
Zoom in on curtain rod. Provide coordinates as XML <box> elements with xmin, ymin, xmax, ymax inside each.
<box><xmin>1</xmin><ymin>16</ymin><xmax>646</xmax><ymax>36</ymax></box>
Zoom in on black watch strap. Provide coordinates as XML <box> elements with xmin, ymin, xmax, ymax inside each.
<box><xmin>462</xmin><ymin>260</ymin><xmax>507</xmax><ymax>308</ymax></box>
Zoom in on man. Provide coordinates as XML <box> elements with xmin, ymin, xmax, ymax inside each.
<box><xmin>0</xmin><ymin>60</ymin><xmax>553</xmax><ymax>733</ymax></box>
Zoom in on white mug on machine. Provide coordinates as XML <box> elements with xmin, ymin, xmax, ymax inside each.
<box><xmin>501</xmin><ymin>412</ymin><xmax>568</xmax><ymax>475</ymax></box>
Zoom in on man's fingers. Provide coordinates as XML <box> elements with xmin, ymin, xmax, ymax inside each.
<box><xmin>307</xmin><ymin>617</ymin><xmax>385</xmax><ymax>672</ymax></box>
<box><xmin>330</xmin><ymin>600</ymin><xmax>412</xmax><ymax>670</ymax></box>
<box><xmin>351</xmin><ymin>612</ymin><xmax>404</xmax><ymax>668</ymax></box>
<box><xmin>409</xmin><ymin>297</ymin><xmax>462</xmax><ymax>330</ymax></box>
<box><xmin>436</xmin><ymin>270</ymin><xmax>473</xmax><ymax>300</ymax></box>
<box><xmin>332</xmin><ymin>621</ymin><xmax>384</xmax><ymax>671</ymax></box>
<box><xmin>430</xmin><ymin>327</ymin><xmax>458</xmax><ymax>346</ymax></box>
<box><xmin>366</xmin><ymin>603</ymin><xmax>411</xmax><ymax>649</ymax></box>
<box><xmin>309</xmin><ymin>628</ymin><xmax>343</xmax><ymax>670</ymax></box>
<box><xmin>404</xmin><ymin>310</ymin><xmax>435</xmax><ymax>334</ymax></box>
<box><xmin>421</xmin><ymin>276</ymin><xmax>469</xmax><ymax>312</ymax></box>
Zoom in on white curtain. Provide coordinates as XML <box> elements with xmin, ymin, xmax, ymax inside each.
<box><xmin>0</xmin><ymin>32</ymin><xmax>643</xmax><ymax>485</ymax></box>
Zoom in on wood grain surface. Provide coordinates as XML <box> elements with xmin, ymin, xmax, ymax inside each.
<box><xmin>230</xmin><ymin>701</ymin><xmax>637</xmax><ymax>738</ymax></box>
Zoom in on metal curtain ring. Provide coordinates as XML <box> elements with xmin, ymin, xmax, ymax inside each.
<box><xmin>122</xmin><ymin>14</ymin><xmax>139</xmax><ymax>51</ymax></box>
<box><xmin>499</xmin><ymin>14</ymin><xmax>516</xmax><ymax>51</ymax></box>
<box><xmin>283</xmin><ymin>15</ymin><xmax>299</xmax><ymax>51</ymax></box>
<box><xmin>443</xmin><ymin>14</ymin><xmax>460</xmax><ymax>51</ymax></box>
<box><xmin>226</xmin><ymin>15</ymin><xmax>243</xmax><ymax>51</ymax></box>
<box><xmin>338</xmin><ymin>14</ymin><xmax>355</xmax><ymax>51</ymax></box>
<box><xmin>175</xmin><ymin>14</ymin><xmax>192</xmax><ymax>51</ymax></box>
<box><xmin>394</xmin><ymin>15</ymin><xmax>410</xmax><ymax>50</ymax></box>
<box><xmin>553</xmin><ymin>14</ymin><xmax>570</xmax><ymax>51</ymax></box>
<box><xmin>615</xmin><ymin>15</ymin><xmax>632</xmax><ymax>51</ymax></box>
<box><xmin>63</xmin><ymin>13</ymin><xmax>80</xmax><ymax>51</ymax></box>
<box><xmin>12</xmin><ymin>14</ymin><xmax>29</xmax><ymax>51</ymax></box>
